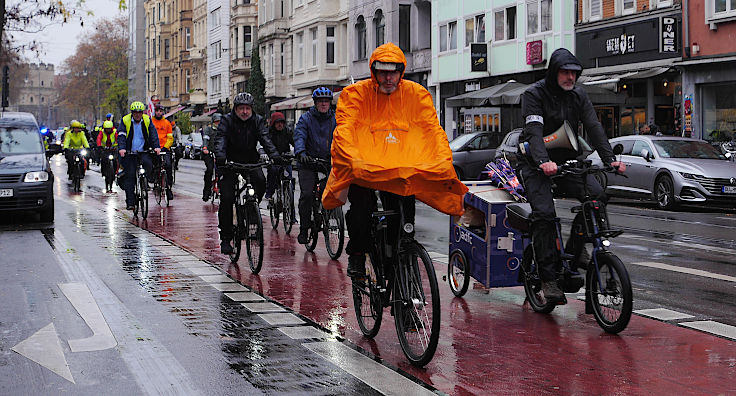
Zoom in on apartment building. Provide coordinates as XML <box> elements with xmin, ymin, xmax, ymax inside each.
<box><xmin>677</xmin><ymin>0</ymin><xmax>736</xmax><ymax>141</ymax></box>
<box><xmin>258</xmin><ymin>0</ymin><xmax>292</xmax><ymax>108</ymax></box>
<box><xmin>230</xmin><ymin>0</ymin><xmax>258</xmax><ymax>97</ymax></box>
<box><xmin>189</xmin><ymin>0</ymin><xmax>209</xmax><ymax>111</ymax></box>
<box><xmin>208</xmin><ymin>0</ymin><xmax>231</xmax><ymax>106</ymax></box>
<box><xmin>14</xmin><ymin>63</ymin><xmax>58</xmax><ymax>127</ymax></box>
<box><xmin>129</xmin><ymin>0</ymin><xmax>147</xmax><ymax>104</ymax></box>
<box><xmin>576</xmin><ymin>0</ymin><xmax>683</xmax><ymax>137</ymax></box>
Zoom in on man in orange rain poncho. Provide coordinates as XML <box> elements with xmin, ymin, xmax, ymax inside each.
<box><xmin>322</xmin><ymin>42</ymin><xmax>468</xmax><ymax>279</ymax></box>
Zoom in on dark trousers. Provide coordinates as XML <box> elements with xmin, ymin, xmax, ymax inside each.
<box><xmin>202</xmin><ymin>153</ymin><xmax>214</xmax><ymax>197</ymax></box>
<box><xmin>516</xmin><ymin>161</ymin><xmax>607</xmax><ymax>282</ymax></box>
<box><xmin>266</xmin><ymin>164</ymin><xmax>293</xmax><ymax>197</ymax></box>
<box><xmin>345</xmin><ymin>184</ymin><xmax>416</xmax><ymax>256</ymax></box>
<box><xmin>297</xmin><ymin>167</ymin><xmax>324</xmax><ymax>231</ymax></box>
<box><xmin>154</xmin><ymin>151</ymin><xmax>173</xmax><ymax>190</ymax></box>
<box><xmin>121</xmin><ymin>152</ymin><xmax>154</xmax><ymax>207</ymax></box>
<box><xmin>218</xmin><ymin>168</ymin><xmax>265</xmax><ymax>241</ymax></box>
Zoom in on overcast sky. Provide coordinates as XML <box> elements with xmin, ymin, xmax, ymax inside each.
<box><xmin>15</xmin><ymin>0</ymin><xmax>126</xmax><ymax>72</ymax></box>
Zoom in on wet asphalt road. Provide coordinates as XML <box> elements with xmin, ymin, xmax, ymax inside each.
<box><xmin>1</xmin><ymin>156</ymin><xmax>735</xmax><ymax>395</ymax></box>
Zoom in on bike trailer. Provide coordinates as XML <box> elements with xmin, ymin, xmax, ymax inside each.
<box><xmin>448</xmin><ymin>181</ymin><xmax>525</xmax><ymax>289</ymax></box>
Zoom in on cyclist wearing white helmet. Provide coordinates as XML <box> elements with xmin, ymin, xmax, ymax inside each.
<box><xmin>118</xmin><ymin>101</ymin><xmax>161</xmax><ymax>210</ymax></box>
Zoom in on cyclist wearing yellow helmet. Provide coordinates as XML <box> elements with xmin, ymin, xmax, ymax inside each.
<box><xmin>63</xmin><ymin>120</ymin><xmax>90</xmax><ymax>179</ymax></box>
<box><xmin>118</xmin><ymin>101</ymin><xmax>161</xmax><ymax>210</ymax></box>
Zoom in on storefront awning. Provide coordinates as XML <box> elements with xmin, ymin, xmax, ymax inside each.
<box><xmin>163</xmin><ymin>105</ymin><xmax>186</xmax><ymax>118</ymax></box>
<box><xmin>446</xmin><ymin>81</ymin><xmax>528</xmax><ymax>107</ymax></box>
<box><xmin>483</xmin><ymin>84</ymin><xmax>530</xmax><ymax>106</ymax></box>
<box><xmin>580</xmin><ymin>67</ymin><xmax>671</xmax><ymax>86</ymax></box>
<box><xmin>271</xmin><ymin>95</ymin><xmax>310</xmax><ymax>111</ymax></box>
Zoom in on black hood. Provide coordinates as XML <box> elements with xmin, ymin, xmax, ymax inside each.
<box><xmin>545</xmin><ymin>48</ymin><xmax>583</xmax><ymax>91</ymax></box>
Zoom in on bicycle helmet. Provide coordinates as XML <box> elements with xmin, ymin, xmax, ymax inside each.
<box><xmin>212</xmin><ymin>113</ymin><xmax>222</xmax><ymax>122</ymax></box>
<box><xmin>70</xmin><ymin>120</ymin><xmax>83</xmax><ymax>128</ymax></box>
<box><xmin>103</xmin><ymin>120</ymin><xmax>114</xmax><ymax>129</ymax></box>
<box><xmin>130</xmin><ymin>101</ymin><xmax>146</xmax><ymax>112</ymax></box>
<box><xmin>233</xmin><ymin>92</ymin><xmax>255</xmax><ymax>107</ymax></box>
<box><xmin>312</xmin><ymin>87</ymin><xmax>333</xmax><ymax>100</ymax></box>
<box><xmin>106</xmin><ymin>113</ymin><xmax>113</xmax><ymax>119</ymax></box>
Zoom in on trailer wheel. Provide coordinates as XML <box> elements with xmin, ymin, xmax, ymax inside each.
<box><xmin>448</xmin><ymin>250</ymin><xmax>470</xmax><ymax>297</ymax></box>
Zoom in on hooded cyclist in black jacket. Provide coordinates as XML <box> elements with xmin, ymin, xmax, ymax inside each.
<box><xmin>517</xmin><ymin>48</ymin><xmax>625</xmax><ymax>303</ymax></box>
<box><xmin>213</xmin><ymin>92</ymin><xmax>282</xmax><ymax>255</ymax></box>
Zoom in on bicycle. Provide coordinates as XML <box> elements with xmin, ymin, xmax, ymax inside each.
<box><xmin>207</xmin><ymin>152</ymin><xmax>220</xmax><ymax>205</ymax></box>
<box><xmin>101</xmin><ymin>148</ymin><xmax>117</xmax><ymax>193</ymax></box>
<box><xmin>152</xmin><ymin>151</ymin><xmax>171</xmax><ymax>207</ymax></box>
<box><xmin>129</xmin><ymin>150</ymin><xmax>154</xmax><ymax>219</ymax></box>
<box><xmin>69</xmin><ymin>149</ymin><xmax>88</xmax><ymax>193</ymax></box>
<box><xmin>223</xmin><ymin>161</ymin><xmax>265</xmax><ymax>274</ymax></box>
<box><xmin>268</xmin><ymin>153</ymin><xmax>296</xmax><ymax>234</ymax></box>
<box><xmin>507</xmin><ymin>159</ymin><xmax>633</xmax><ymax>333</ymax></box>
<box><xmin>351</xmin><ymin>193</ymin><xmax>441</xmax><ymax>367</ymax></box>
<box><xmin>302</xmin><ymin>157</ymin><xmax>344</xmax><ymax>260</ymax></box>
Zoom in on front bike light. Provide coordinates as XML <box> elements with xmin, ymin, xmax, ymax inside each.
<box><xmin>247</xmin><ymin>188</ymin><xmax>256</xmax><ymax>196</ymax></box>
<box><xmin>108</xmin><ymin>155</ymin><xmax>114</xmax><ymax>160</ymax></box>
<box><xmin>80</xmin><ymin>149</ymin><xmax>87</xmax><ymax>156</ymax></box>
<box><xmin>403</xmin><ymin>223</ymin><xmax>414</xmax><ymax>234</ymax></box>
<box><xmin>602</xmin><ymin>239</ymin><xmax>611</xmax><ymax>247</ymax></box>
<box><xmin>139</xmin><ymin>168</ymin><xmax>146</xmax><ymax>174</ymax></box>
<box><xmin>24</xmin><ymin>171</ymin><xmax>49</xmax><ymax>182</ymax></box>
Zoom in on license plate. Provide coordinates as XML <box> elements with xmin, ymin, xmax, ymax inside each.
<box><xmin>723</xmin><ymin>186</ymin><xmax>736</xmax><ymax>194</ymax></box>
<box><xmin>0</xmin><ymin>188</ymin><xmax>12</xmax><ymax>197</ymax></box>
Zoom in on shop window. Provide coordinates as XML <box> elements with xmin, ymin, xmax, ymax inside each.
<box><xmin>702</xmin><ymin>82</ymin><xmax>736</xmax><ymax>142</ymax></box>
<box><xmin>620</xmin><ymin>107</ymin><xmax>646</xmax><ymax>136</ymax></box>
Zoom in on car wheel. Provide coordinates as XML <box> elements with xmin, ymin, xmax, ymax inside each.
<box><xmin>593</xmin><ymin>171</ymin><xmax>608</xmax><ymax>191</ymax></box>
<box><xmin>454</xmin><ymin>166</ymin><xmax>464</xmax><ymax>181</ymax></box>
<box><xmin>655</xmin><ymin>175</ymin><xmax>677</xmax><ymax>210</ymax></box>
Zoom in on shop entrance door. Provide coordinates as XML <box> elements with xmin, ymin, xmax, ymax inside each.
<box><xmin>595</xmin><ymin>106</ymin><xmax>618</xmax><ymax>138</ymax></box>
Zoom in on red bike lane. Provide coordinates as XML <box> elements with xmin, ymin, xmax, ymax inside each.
<box><xmin>119</xmin><ymin>193</ymin><xmax>736</xmax><ymax>395</ymax></box>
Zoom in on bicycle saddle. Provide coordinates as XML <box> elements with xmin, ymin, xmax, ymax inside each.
<box><xmin>506</xmin><ymin>203</ymin><xmax>532</xmax><ymax>233</ymax></box>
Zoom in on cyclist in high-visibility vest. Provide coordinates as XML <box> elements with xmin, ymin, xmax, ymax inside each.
<box><xmin>97</xmin><ymin>120</ymin><xmax>119</xmax><ymax>190</ymax></box>
<box><xmin>63</xmin><ymin>120</ymin><xmax>90</xmax><ymax>179</ymax></box>
<box><xmin>118</xmin><ymin>101</ymin><xmax>160</xmax><ymax>210</ymax></box>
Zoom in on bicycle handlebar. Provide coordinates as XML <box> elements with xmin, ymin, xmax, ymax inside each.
<box><xmin>222</xmin><ymin>161</ymin><xmax>266</xmax><ymax>172</ymax></box>
<box><xmin>554</xmin><ymin>160</ymin><xmax>623</xmax><ymax>178</ymax></box>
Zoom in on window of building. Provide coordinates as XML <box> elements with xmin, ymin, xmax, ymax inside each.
<box><xmin>475</xmin><ymin>14</ymin><xmax>486</xmax><ymax>43</ymax></box>
<box><xmin>185</xmin><ymin>27</ymin><xmax>191</xmax><ymax>49</ymax></box>
<box><xmin>399</xmin><ymin>5</ymin><xmax>411</xmax><ymax>52</ymax></box>
<box><xmin>527</xmin><ymin>1</ymin><xmax>551</xmax><ymax>35</ymax></box>
<box><xmin>356</xmin><ymin>16</ymin><xmax>367</xmax><ymax>60</ymax></box>
<box><xmin>326</xmin><ymin>26</ymin><xmax>335</xmax><ymax>64</ymax></box>
<box><xmin>590</xmin><ymin>0</ymin><xmax>602</xmax><ymax>20</ymax></box>
<box><xmin>30</xmin><ymin>97</ymin><xmax>33</xmax><ymax>103</ymax></box>
<box><xmin>262</xmin><ymin>45</ymin><xmax>267</xmax><ymax>74</ymax></box>
<box><xmin>164</xmin><ymin>39</ymin><xmax>170</xmax><ymax>59</ymax></box>
<box><xmin>439</xmin><ymin>21</ymin><xmax>457</xmax><ymax>52</ymax></box>
<box><xmin>244</xmin><ymin>26</ymin><xmax>252</xmax><ymax>57</ymax></box>
<box><xmin>657</xmin><ymin>0</ymin><xmax>674</xmax><ymax>8</ymax></box>
<box><xmin>465</xmin><ymin>17</ymin><xmax>474</xmax><ymax>47</ymax></box>
<box><xmin>164</xmin><ymin>76</ymin><xmax>170</xmax><ymax>98</ymax></box>
<box><xmin>269</xmin><ymin>43</ymin><xmax>275</xmax><ymax>75</ymax></box>
<box><xmin>702</xmin><ymin>82</ymin><xmax>736</xmax><ymax>142</ymax></box>
<box><xmin>714</xmin><ymin>0</ymin><xmax>736</xmax><ymax>14</ymax></box>
<box><xmin>212</xmin><ymin>41</ymin><xmax>221</xmax><ymax>60</ymax></box>
<box><xmin>41</xmin><ymin>96</ymin><xmax>44</xmax><ymax>103</ymax></box>
<box><xmin>622</xmin><ymin>0</ymin><xmax>635</xmax><ymax>14</ymax></box>
<box><xmin>210</xmin><ymin>7</ymin><xmax>221</xmax><ymax>28</ymax></box>
<box><xmin>185</xmin><ymin>69</ymin><xmax>190</xmax><ymax>92</ymax></box>
<box><xmin>280</xmin><ymin>42</ymin><xmax>285</xmax><ymax>74</ymax></box>
<box><xmin>311</xmin><ymin>27</ymin><xmax>318</xmax><ymax>67</ymax></box>
<box><xmin>297</xmin><ymin>32</ymin><xmax>304</xmax><ymax>69</ymax></box>
<box><xmin>374</xmin><ymin>10</ymin><xmax>385</xmax><ymax>48</ymax></box>
<box><xmin>494</xmin><ymin>6</ymin><xmax>516</xmax><ymax>41</ymax></box>
<box><xmin>211</xmin><ymin>74</ymin><xmax>221</xmax><ymax>93</ymax></box>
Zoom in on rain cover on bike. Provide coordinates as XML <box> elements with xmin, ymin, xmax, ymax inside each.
<box><xmin>323</xmin><ymin>43</ymin><xmax>468</xmax><ymax>216</ymax></box>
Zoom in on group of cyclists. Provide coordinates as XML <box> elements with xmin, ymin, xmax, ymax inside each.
<box><xmin>57</xmin><ymin>44</ymin><xmax>628</xmax><ymax>364</ymax></box>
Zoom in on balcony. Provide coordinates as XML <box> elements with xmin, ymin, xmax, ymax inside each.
<box><xmin>408</xmin><ymin>48</ymin><xmax>431</xmax><ymax>72</ymax></box>
<box><xmin>180</xmin><ymin>9</ymin><xmax>192</xmax><ymax>22</ymax></box>
<box><xmin>231</xmin><ymin>1</ymin><xmax>257</xmax><ymax>15</ymax></box>
<box><xmin>231</xmin><ymin>57</ymin><xmax>251</xmax><ymax>74</ymax></box>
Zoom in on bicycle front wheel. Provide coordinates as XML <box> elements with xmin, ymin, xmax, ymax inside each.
<box><xmin>162</xmin><ymin>171</ymin><xmax>170</xmax><ymax>207</ymax></box>
<box><xmin>323</xmin><ymin>207</ymin><xmax>344</xmax><ymax>260</ymax></box>
<box><xmin>282</xmin><ymin>182</ymin><xmax>294</xmax><ymax>234</ymax></box>
<box><xmin>393</xmin><ymin>241</ymin><xmax>440</xmax><ymax>367</ymax></box>
<box><xmin>269</xmin><ymin>189</ymin><xmax>280</xmax><ymax>229</ymax></box>
<box><xmin>154</xmin><ymin>176</ymin><xmax>163</xmax><ymax>205</ymax></box>
<box><xmin>246</xmin><ymin>203</ymin><xmax>264</xmax><ymax>274</ymax></box>
<box><xmin>521</xmin><ymin>245</ymin><xmax>556</xmax><ymax>314</ymax></box>
<box><xmin>353</xmin><ymin>253</ymin><xmax>383</xmax><ymax>338</ymax></box>
<box><xmin>587</xmin><ymin>252</ymin><xmax>633</xmax><ymax>334</ymax></box>
<box><xmin>230</xmin><ymin>204</ymin><xmax>243</xmax><ymax>263</ymax></box>
<box><xmin>139</xmin><ymin>176</ymin><xmax>149</xmax><ymax>219</ymax></box>
<box><xmin>305</xmin><ymin>211</ymin><xmax>319</xmax><ymax>252</ymax></box>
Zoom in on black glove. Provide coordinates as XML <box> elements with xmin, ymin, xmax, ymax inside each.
<box><xmin>273</xmin><ymin>156</ymin><xmax>286</xmax><ymax>165</ymax></box>
<box><xmin>298</xmin><ymin>152</ymin><xmax>309</xmax><ymax>164</ymax></box>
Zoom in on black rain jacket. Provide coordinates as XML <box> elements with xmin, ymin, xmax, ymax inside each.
<box><xmin>520</xmin><ymin>48</ymin><xmax>615</xmax><ymax>166</ymax></box>
<box><xmin>213</xmin><ymin>111</ymin><xmax>280</xmax><ymax>164</ymax></box>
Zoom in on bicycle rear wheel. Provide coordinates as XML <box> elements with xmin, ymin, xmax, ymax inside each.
<box><xmin>133</xmin><ymin>176</ymin><xmax>140</xmax><ymax>217</ymax></box>
<box><xmin>246</xmin><ymin>203</ymin><xmax>264</xmax><ymax>274</ymax></box>
<box><xmin>587</xmin><ymin>252</ymin><xmax>632</xmax><ymax>334</ymax></box>
<box><xmin>323</xmin><ymin>207</ymin><xmax>345</xmax><ymax>260</ymax></box>
<box><xmin>393</xmin><ymin>241</ymin><xmax>440</xmax><ymax>367</ymax></box>
<box><xmin>305</xmin><ymin>211</ymin><xmax>319</xmax><ymax>252</ymax></box>
<box><xmin>521</xmin><ymin>245</ymin><xmax>556</xmax><ymax>314</ymax></box>
<box><xmin>282</xmin><ymin>182</ymin><xmax>294</xmax><ymax>234</ymax></box>
<box><xmin>230</xmin><ymin>204</ymin><xmax>243</xmax><ymax>263</ymax></box>
<box><xmin>154</xmin><ymin>175</ymin><xmax>163</xmax><ymax>205</ymax></box>
<box><xmin>448</xmin><ymin>250</ymin><xmax>470</xmax><ymax>297</ymax></box>
<box><xmin>269</xmin><ymin>188</ymin><xmax>280</xmax><ymax>229</ymax></box>
<box><xmin>103</xmin><ymin>161</ymin><xmax>114</xmax><ymax>191</ymax></box>
<box><xmin>353</xmin><ymin>253</ymin><xmax>383</xmax><ymax>338</ymax></box>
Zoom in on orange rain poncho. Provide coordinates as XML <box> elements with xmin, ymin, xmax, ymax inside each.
<box><xmin>323</xmin><ymin>43</ymin><xmax>467</xmax><ymax>216</ymax></box>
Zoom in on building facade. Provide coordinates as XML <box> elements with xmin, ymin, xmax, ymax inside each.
<box><xmin>207</xmin><ymin>0</ymin><xmax>231</xmax><ymax>106</ymax></box>
<box><xmin>258</xmin><ymin>0</ymin><xmax>293</xmax><ymax>107</ymax></box>
<box><xmin>677</xmin><ymin>0</ymin><xmax>736</xmax><ymax>141</ymax></box>
<box><xmin>433</xmin><ymin>0</ymin><xmax>576</xmax><ymax>139</ymax></box>
<box><xmin>14</xmin><ymin>63</ymin><xmax>58</xmax><ymax>127</ymax></box>
<box><xmin>190</xmin><ymin>0</ymin><xmax>209</xmax><ymax>110</ymax></box>
<box><xmin>230</xmin><ymin>0</ymin><xmax>258</xmax><ymax>97</ymax></box>
<box><xmin>129</xmin><ymin>0</ymin><xmax>147</xmax><ymax>104</ymax></box>
<box><xmin>576</xmin><ymin>0</ymin><xmax>683</xmax><ymax>137</ymax></box>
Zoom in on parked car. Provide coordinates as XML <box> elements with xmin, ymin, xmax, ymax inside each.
<box><xmin>184</xmin><ymin>132</ymin><xmax>203</xmax><ymax>159</ymax></box>
<box><xmin>0</xmin><ymin>111</ymin><xmax>59</xmax><ymax>222</ymax></box>
<box><xmin>588</xmin><ymin>136</ymin><xmax>736</xmax><ymax>210</ymax></box>
<box><xmin>450</xmin><ymin>131</ymin><xmax>502</xmax><ymax>180</ymax></box>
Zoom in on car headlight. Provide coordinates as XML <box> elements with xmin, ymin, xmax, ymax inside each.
<box><xmin>678</xmin><ymin>171</ymin><xmax>700</xmax><ymax>180</ymax></box>
<box><xmin>24</xmin><ymin>171</ymin><xmax>49</xmax><ymax>182</ymax></box>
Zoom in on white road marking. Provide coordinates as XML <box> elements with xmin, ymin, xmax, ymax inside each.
<box><xmin>630</xmin><ymin>261</ymin><xmax>736</xmax><ymax>283</ymax></box>
<box><xmin>716</xmin><ymin>216</ymin><xmax>736</xmax><ymax>221</ymax></box>
<box><xmin>304</xmin><ymin>341</ymin><xmax>435</xmax><ymax>396</ymax></box>
<box><xmin>209</xmin><ymin>283</ymin><xmax>249</xmax><ymax>292</ymax></box>
<box><xmin>258</xmin><ymin>313</ymin><xmax>306</xmax><ymax>326</ymax></box>
<box><xmin>224</xmin><ymin>292</ymin><xmax>265</xmax><ymax>302</ymax></box>
<box><xmin>634</xmin><ymin>308</ymin><xmax>695</xmax><ymax>321</ymax></box>
<box><xmin>621</xmin><ymin>234</ymin><xmax>736</xmax><ymax>256</ymax></box>
<box><xmin>278</xmin><ymin>326</ymin><xmax>327</xmax><ymax>339</ymax></box>
<box><xmin>679</xmin><ymin>321</ymin><xmax>736</xmax><ymax>340</ymax></box>
<box><xmin>11</xmin><ymin>323</ymin><xmax>75</xmax><ymax>383</ymax></box>
<box><xmin>241</xmin><ymin>302</ymin><xmax>288</xmax><ymax>313</ymax></box>
<box><xmin>199</xmin><ymin>274</ymin><xmax>235</xmax><ymax>283</ymax></box>
<box><xmin>59</xmin><ymin>282</ymin><xmax>117</xmax><ymax>352</ymax></box>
